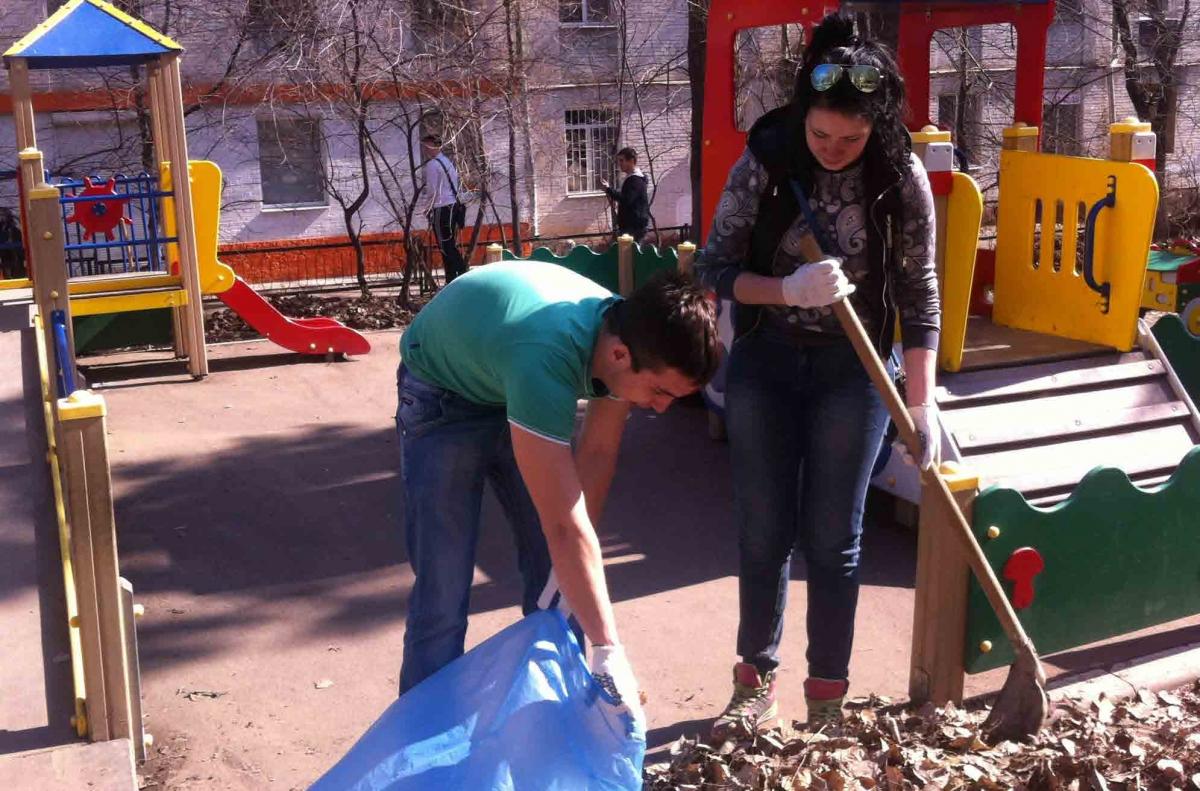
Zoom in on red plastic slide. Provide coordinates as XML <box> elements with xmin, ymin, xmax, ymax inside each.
<box><xmin>218</xmin><ymin>277</ymin><xmax>371</xmax><ymax>356</ymax></box>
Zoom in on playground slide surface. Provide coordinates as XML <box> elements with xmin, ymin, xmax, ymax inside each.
<box><xmin>217</xmin><ymin>277</ymin><xmax>371</xmax><ymax>357</ymax></box>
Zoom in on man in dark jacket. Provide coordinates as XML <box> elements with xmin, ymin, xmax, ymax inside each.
<box><xmin>600</xmin><ymin>147</ymin><xmax>650</xmax><ymax>241</ymax></box>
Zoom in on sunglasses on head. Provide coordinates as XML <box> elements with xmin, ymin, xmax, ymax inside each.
<box><xmin>811</xmin><ymin>63</ymin><xmax>882</xmax><ymax>94</ymax></box>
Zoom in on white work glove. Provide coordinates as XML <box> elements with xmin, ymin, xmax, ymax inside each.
<box><xmin>781</xmin><ymin>258</ymin><xmax>855</xmax><ymax>309</ymax></box>
<box><xmin>898</xmin><ymin>403</ymin><xmax>941</xmax><ymax>471</ymax></box>
<box><xmin>590</xmin><ymin>644</ymin><xmax>646</xmax><ymax>729</ymax></box>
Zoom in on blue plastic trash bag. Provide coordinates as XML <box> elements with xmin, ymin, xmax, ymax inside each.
<box><xmin>310</xmin><ymin>608</ymin><xmax>645</xmax><ymax>790</ymax></box>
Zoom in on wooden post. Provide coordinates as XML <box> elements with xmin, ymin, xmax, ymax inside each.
<box><xmin>617</xmin><ymin>234</ymin><xmax>635</xmax><ymax>296</ymax></box>
<box><xmin>677</xmin><ymin>241</ymin><xmax>696</xmax><ymax>275</ymax></box>
<box><xmin>1001</xmin><ymin>123</ymin><xmax>1040</xmax><ymax>153</ymax></box>
<box><xmin>120</xmin><ymin>578</ymin><xmax>147</xmax><ymax>760</ymax></box>
<box><xmin>28</xmin><ymin>177</ymin><xmax>74</xmax><ymax>393</ymax></box>
<box><xmin>485</xmin><ymin>243</ymin><xmax>504</xmax><ymax>263</ymax></box>
<box><xmin>9</xmin><ymin>59</ymin><xmax>38</xmax><ymax>152</ymax></box>
<box><xmin>1109</xmin><ymin>117</ymin><xmax>1156</xmax><ymax>171</ymax></box>
<box><xmin>59</xmin><ymin>391</ymin><xmax>135</xmax><ymax>747</ymax></box>
<box><xmin>158</xmin><ymin>54</ymin><xmax>208</xmax><ymax>377</ymax></box>
<box><xmin>147</xmin><ymin>60</ymin><xmax>188</xmax><ymax>360</ymax></box>
<box><xmin>909</xmin><ymin>462</ymin><xmax>979</xmax><ymax>705</ymax></box>
<box><xmin>912</xmin><ymin>127</ymin><xmax>954</xmax><ymax>301</ymax></box>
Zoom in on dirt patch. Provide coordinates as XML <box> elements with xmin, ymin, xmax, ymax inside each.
<box><xmin>206</xmin><ymin>293</ymin><xmax>430</xmax><ymax>344</ymax></box>
<box><xmin>647</xmin><ymin>682</ymin><xmax>1200</xmax><ymax>789</ymax></box>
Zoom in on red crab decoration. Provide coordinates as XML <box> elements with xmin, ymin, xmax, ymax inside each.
<box><xmin>64</xmin><ymin>176</ymin><xmax>132</xmax><ymax>240</ymax></box>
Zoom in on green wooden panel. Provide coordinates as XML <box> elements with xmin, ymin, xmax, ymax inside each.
<box><xmin>73</xmin><ymin>308</ymin><xmax>172</xmax><ymax>354</ymax></box>
<box><xmin>1153</xmin><ymin>314</ymin><xmax>1200</xmax><ymax>405</ymax></box>
<box><xmin>964</xmin><ymin>445</ymin><xmax>1200</xmax><ymax>672</ymax></box>
<box><xmin>633</xmin><ymin>244</ymin><xmax>679</xmax><ymax>288</ymax></box>
<box><xmin>502</xmin><ymin>246</ymin><xmax>620</xmax><ymax>293</ymax></box>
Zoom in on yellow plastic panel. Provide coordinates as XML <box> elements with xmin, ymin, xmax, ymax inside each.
<box><xmin>994</xmin><ymin>151</ymin><xmax>1158</xmax><ymax>351</ymax></box>
<box><xmin>0</xmin><ymin>277</ymin><xmax>33</xmax><ymax>291</ymax></box>
<box><xmin>1142</xmin><ymin>271</ymin><xmax>1178</xmax><ymax>312</ymax></box>
<box><xmin>187</xmin><ymin>160</ymin><xmax>235</xmax><ymax>294</ymax></box>
<box><xmin>939</xmin><ymin>171</ymin><xmax>984</xmax><ymax>372</ymax></box>
<box><xmin>71</xmin><ymin>287</ymin><xmax>187</xmax><ymax>316</ymax></box>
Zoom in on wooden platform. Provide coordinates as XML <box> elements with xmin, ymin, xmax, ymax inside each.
<box><xmin>941</xmin><ymin>321</ymin><xmax>1200</xmax><ymax>504</ymax></box>
<box><xmin>958</xmin><ymin>315</ymin><xmax>1111</xmax><ymax>371</ymax></box>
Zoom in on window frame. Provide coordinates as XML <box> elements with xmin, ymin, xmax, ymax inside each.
<box><xmin>1040</xmin><ymin>101</ymin><xmax>1084</xmax><ymax>157</ymax></box>
<box><xmin>559</xmin><ymin>0</ymin><xmax>617</xmax><ymax>29</ymax></box>
<box><xmin>564</xmin><ymin>108</ymin><xmax>618</xmax><ymax>196</ymax></box>
<box><xmin>256</xmin><ymin>116</ymin><xmax>329</xmax><ymax>210</ymax></box>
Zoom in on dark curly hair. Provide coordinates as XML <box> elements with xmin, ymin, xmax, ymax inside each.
<box><xmin>787</xmin><ymin>14</ymin><xmax>911</xmax><ymax>179</ymax></box>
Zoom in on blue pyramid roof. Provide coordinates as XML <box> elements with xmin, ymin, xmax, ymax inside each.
<box><xmin>4</xmin><ymin>0</ymin><xmax>182</xmax><ymax>70</ymax></box>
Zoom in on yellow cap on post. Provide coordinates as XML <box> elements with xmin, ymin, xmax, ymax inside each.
<box><xmin>58</xmin><ymin>390</ymin><xmax>107</xmax><ymax>421</ymax></box>
<box><xmin>911</xmin><ymin>126</ymin><xmax>952</xmax><ymax>145</ymax></box>
<box><xmin>1110</xmin><ymin>118</ymin><xmax>1151</xmax><ymax>135</ymax></box>
<box><xmin>1002</xmin><ymin>123</ymin><xmax>1040</xmax><ymax>139</ymax></box>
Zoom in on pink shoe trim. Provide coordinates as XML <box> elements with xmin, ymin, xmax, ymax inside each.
<box><xmin>804</xmin><ymin>677</ymin><xmax>848</xmax><ymax>700</ymax></box>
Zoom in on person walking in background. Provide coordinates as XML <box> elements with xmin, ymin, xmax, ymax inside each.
<box><xmin>600</xmin><ymin>147</ymin><xmax>650</xmax><ymax>242</ymax></box>
<box><xmin>420</xmin><ymin>134</ymin><xmax>468</xmax><ymax>284</ymax></box>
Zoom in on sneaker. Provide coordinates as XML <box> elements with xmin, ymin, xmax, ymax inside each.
<box><xmin>803</xmin><ymin>677</ymin><xmax>849</xmax><ymax>730</ymax></box>
<box><xmin>710</xmin><ymin>662</ymin><xmax>778</xmax><ymax>741</ymax></box>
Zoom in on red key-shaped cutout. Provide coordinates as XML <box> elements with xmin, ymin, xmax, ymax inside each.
<box><xmin>1002</xmin><ymin>547</ymin><xmax>1044</xmax><ymax>610</ymax></box>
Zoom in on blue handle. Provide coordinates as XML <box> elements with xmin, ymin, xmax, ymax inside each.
<box><xmin>51</xmin><ymin>309</ymin><xmax>75</xmax><ymax>396</ymax></box>
<box><xmin>1081</xmin><ymin>175</ymin><xmax>1117</xmax><ymax>305</ymax></box>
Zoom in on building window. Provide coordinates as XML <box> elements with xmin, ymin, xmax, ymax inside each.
<box><xmin>560</xmin><ymin>0</ymin><xmax>613</xmax><ymax>26</ymax></box>
<box><xmin>564</xmin><ymin>109</ymin><xmax>617</xmax><ymax>195</ymax></box>
<box><xmin>257</xmin><ymin>117</ymin><xmax>326</xmax><ymax>207</ymax></box>
<box><xmin>1041</xmin><ymin>102</ymin><xmax>1082</xmax><ymax>155</ymax></box>
<box><xmin>937</xmin><ymin>93</ymin><xmax>983</xmax><ymax>169</ymax></box>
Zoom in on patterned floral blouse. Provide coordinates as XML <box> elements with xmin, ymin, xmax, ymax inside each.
<box><xmin>697</xmin><ymin>148</ymin><xmax>941</xmax><ymax>351</ymax></box>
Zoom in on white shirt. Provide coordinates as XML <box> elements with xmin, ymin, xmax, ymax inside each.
<box><xmin>422</xmin><ymin>153</ymin><xmax>460</xmax><ymax>212</ymax></box>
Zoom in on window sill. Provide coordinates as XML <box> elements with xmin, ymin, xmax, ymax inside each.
<box><xmin>260</xmin><ymin>202</ymin><xmax>328</xmax><ymax>213</ymax></box>
<box><xmin>565</xmin><ymin>191</ymin><xmax>608</xmax><ymax>199</ymax></box>
<box><xmin>559</xmin><ymin>22</ymin><xmax>618</xmax><ymax>30</ymax></box>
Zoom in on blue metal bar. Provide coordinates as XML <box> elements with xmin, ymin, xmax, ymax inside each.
<box><xmin>65</xmin><ymin>236</ymin><xmax>179</xmax><ymax>252</ymax></box>
<box><xmin>57</xmin><ymin>190</ymin><xmax>174</xmax><ymax>203</ymax></box>
<box><xmin>1081</xmin><ymin>175</ymin><xmax>1117</xmax><ymax>307</ymax></box>
<box><xmin>51</xmin><ymin>309</ymin><xmax>75</xmax><ymax>396</ymax></box>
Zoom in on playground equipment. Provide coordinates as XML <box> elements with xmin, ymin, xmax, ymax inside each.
<box><xmin>1144</xmin><ymin>237</ymin><xmax>1200</xmax><ymax>334</ymax></box>
<box><xmin>498</xmin><ymin>233</ymin><xmax>696</xmax><ymax>295</ymax></box>
<box><xmin>700</xmin><ymin>0</ymin><xmax>1200</xmax><ymax>708</ymax></box>
<box><xmin>2</xmin><ymin>0</ymin><xmax>368</xmax><ymax>376</ymax></box>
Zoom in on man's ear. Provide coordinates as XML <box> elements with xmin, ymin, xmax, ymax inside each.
<box><xmin>609</xmin><ymin>339</ymin><xmax>633</xmax><ymax>371</ymax></box>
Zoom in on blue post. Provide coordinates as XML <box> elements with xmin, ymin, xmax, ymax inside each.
<box><xmin>51</xmin><ymin>309</ymin><xmax>75</xmax><ymax>396</ymax></box>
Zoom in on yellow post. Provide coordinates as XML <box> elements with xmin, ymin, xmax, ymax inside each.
<box><xmin>485</xmin><ymin>243</ymin><xmax>504</xmax><ymax>263</ymax></box>
<box><xmin>59</xmin><ymin>391</ymin><xmax>135</xmax><ymax>750</ymax></box>
<box><xmin>910</xmin><ymin>462</ymin><xmax>979</xmax><ymax>705</ymax></box>
<box><xmin>677</xmin><ymin>241</ymin><xmax>696</xmax><ymax>275</ymax></box>
<box><xmin>617</xmin><ymin>234</ymin><xmax>635</xmax><ymax>297</ymax></box>
<box><xmin>1001</xmin><ymin>123</ymin><xmax>1040</xmax><ymax>152</ymax></box>
<box><xmin>158</xmin><ymin>54</ymin><xmax>207</xmax><ymax>377</ymax></box>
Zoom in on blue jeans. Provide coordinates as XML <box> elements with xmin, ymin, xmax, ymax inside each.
<box><xmin>725</xmin><ymin>331</ymin><xmax>891</xmax><ymax>681</ymax></box>
<box><xmin>396</xmin><ymin>365</ymin><xmax>551</xmax><ymax>693</ymax></box>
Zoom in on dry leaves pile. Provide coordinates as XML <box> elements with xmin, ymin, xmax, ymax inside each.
<box><xmin>645</xmin><ymin>681</ymin><xmax>1200</xmax><ymax>790</ymax></box>
<box><xmin>206</xmin><ymin>293</ymin><xmax>428</xmax><ymax>342</ymax></box>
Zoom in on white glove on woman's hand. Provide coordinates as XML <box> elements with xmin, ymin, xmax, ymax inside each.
<box><xmin>899</xmin><ymin>403</ymin><xmax>941</xmax><ymax>470</ymax></box>
<box><xmin>781</xmin><ymin>258</ymin><xmax>855</xmax><ymax>308</ymax></box>
<box><xmin>590</xmin><ymin>644</ymin><xmax>646</xmax><ymax>727</ymax></box>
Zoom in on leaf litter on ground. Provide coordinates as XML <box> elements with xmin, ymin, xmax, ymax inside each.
<box><xmin>644</xmin><ymin>681</ymin><xmax>1200</xmax><ymax>790</ymax></box>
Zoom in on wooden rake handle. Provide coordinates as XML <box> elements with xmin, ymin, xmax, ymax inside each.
<box><xmin>796</xmin><ymin>233</ymin><xmax>1036</xmax><ymax>655</ymax></box>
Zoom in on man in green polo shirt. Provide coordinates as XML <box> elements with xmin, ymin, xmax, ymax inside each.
<box><xmin>396</xmin><ymin>260</ymin><xmax>719</xmax><ymax>719</ymax></box>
